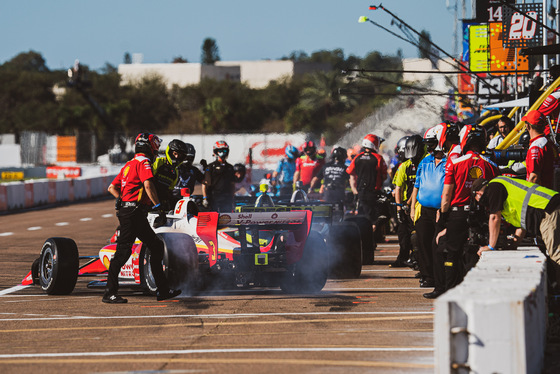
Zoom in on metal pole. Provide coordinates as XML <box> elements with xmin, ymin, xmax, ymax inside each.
<box><xmin>544</xmin><ymin>0</ymin><xmax>549</xmax><ymax>82</ymax></box>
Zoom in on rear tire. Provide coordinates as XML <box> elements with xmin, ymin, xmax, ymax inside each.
<box><xmin>328</xmin><ymin>222</ymin><xmax>362</xmax><ymax>279</ymax></box>
<box><xmin>344</xmin><ymin>215</ymin><xmax>375</xmax><ymax>265</ymax></box>
<box><xmin>39</xmin><ymin>237</ymin><xmax>79</xmax><ymax>295</ymax></box>
<box><xmin>280</xmin><ymin>232</ymin><xmax>328</xmax><ymax>294</ymax></box>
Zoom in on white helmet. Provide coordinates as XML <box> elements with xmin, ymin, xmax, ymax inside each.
<box><xmin>423</xmin><ymin>124</ymin><xmax>444</xmax><ymax>152</ymax></box>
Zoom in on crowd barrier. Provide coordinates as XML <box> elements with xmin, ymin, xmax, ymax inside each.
<box><xmin>0</xmin><ymin>175</ymin><xmax>117</xmax><ymax>212</ymax></box>
<box><xmin>435</xmin><ymin>248</ymin><xmax>547</xmax><ymax>374</ymax></box>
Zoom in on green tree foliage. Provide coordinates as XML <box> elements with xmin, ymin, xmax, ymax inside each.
<box><xmin>0</xmin><ymin>48</ymin><xmax>403</xmax><ymax>153</ymax></box>
<box><xmin>201</xmin><ymin>38</ymin><xmax>220</xmax><ymax>65</ymax></box>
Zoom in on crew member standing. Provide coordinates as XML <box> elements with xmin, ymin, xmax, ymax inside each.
<box><xmin>294</xmin><ymin>141</ymin><xmax>324</xmax><ymax>192</ymax></box>
<box><xmin>347</xmin><ymin>134</ymin><xmax>388</xmax><ymax>233</ymax></box>
<box><xmin>202</xmin><ymin>140</ymin><xmax>243</xmax><ymax>212</ymax></box>
<box><xmin>173</xmin><ymin>142</ymin><xmax>204</xmax><ymax>199</ymax></box>
<box><xmin>272</xmin><ymin>145</ymin><xmax>299</xmax><ymax>197</ymax></box>
<box><xmin>430</xmin><ymin>125</ymin><xmax>499</xmax><ymax>299</ymax></box>
<box><xmin>522</xmin><ymin>110</ymin><xmax>559</xmax><ymax>189</ymax></box>
<box><xmin>153</xmin><ymin>139</ymin><xmax>188</xmax><ymax>209</ymax></box>
<box><xmin>106</xmin><ymin>133</ymin><xmax>181</xmax><ymax>304</ymax></box>
<box><xmin>391</xmin><ymin>135</ymin><xmax>424</xmax><ymax>268</ymax></box>
<box><xmin>310</xmin><ymin>146</ymin><xmax>349</xmax><ymax>208</ymax></box>
<box><xmin>410</xmin><ymin>125</ymin><xmax>447</xmax><ymax>289</ymax></box>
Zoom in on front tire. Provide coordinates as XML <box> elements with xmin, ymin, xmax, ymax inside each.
<box><xmin>39</xmin><ymin>237</ymin><xmax>79</xmax><ymax>295</ymax></box>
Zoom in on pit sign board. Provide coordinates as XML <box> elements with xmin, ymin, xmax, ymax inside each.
<box><xmin>503</xmin><ymin>3</ymin><xmax>543</xmax><ymax>48</ymax></box>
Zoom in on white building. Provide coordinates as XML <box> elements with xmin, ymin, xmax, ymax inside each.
<box><xmin>118</xmin><ymin>60</ymin><xmax>331</xmax><ymax>89</ymax></box>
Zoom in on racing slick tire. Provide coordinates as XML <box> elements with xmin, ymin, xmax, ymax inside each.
<box><xmin>39</xmin><ymin>237</ymin><xmax>79</xmax><ymax>295</ymax></box>
<box><xmin>327</xmin><ymin>222</ymin><xmax>362</xmax><ymax>279</ymax></box>
<box><xmin>344</xmin><ymin>215</ymin><xmax>375</xmax><ymax>265</ymax></box>
<box><xmin>140</xmin><ymin>233</ymin><xmax>199</xmax><ymax>295</ymax></box>
<box><xmin>31</xmin><ymin>257</ymin><xmax>41</xmax><ymax>285</ymax></box>
<box><xmin>280</xmin><ymin>232</ymin><xmax>328</xmax><ymax>294</ymax></box>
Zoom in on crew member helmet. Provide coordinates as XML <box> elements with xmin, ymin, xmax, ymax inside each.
<box><xmin>184</xmin><ymin>143</ymin><xmax>196</xmax><ymax>164</ymax></box>
<box><xmin>303</xmin><ymin>141</ymin><xmax>317</xmax><ymax>157</ymax></box>
<box><xmin>331</xmin><ymin>146</ymin><xmax>347</xmax><ymax>163</ymax></box>
<box><xmin>459</xmin><ymin>124</ymin><xmax>487</xmax><ymax>154</ymax></box>
<box><xmin>440</xmin><ymin>122</ymin><xmax>461</xmax><ymax>150</ymax></box>
<box><xmin>423</xmin><ymin>124</ymin><xmax>444</xmax><ymax>152</ymax></box>
<box><xmin>395</xmin><ymin>136</ymin><xmax>409</xmax><ymax>161</ymax></box>
<box><xmin>135</xmin><ymin>132</ymin><xmax>161</xmax><ymax>159</ymax></box>
<box><xmin>362</xmin><ymin>134</ymin><xmax>380</xmax><ymax>152</ymax></box>
<box><xmin>213</xmin><ymin>140</ymin><xmax>229</xmax><ymax>159</ymax></box>
<box><xmin>404</xmin><ymin>135</ymin><xmax>424</xmax><ymax>160</ymax></box>
<box><xmin>285</xmin><ymin>145</ymin><xmax>299</xmax><ymax>160</ymax></box>
<box><xmin>518</xmin><ymin>131</ymin><xmax>531</xmax><ymax>148</ymax></box>
<box><xmin>166</xmin><ymin>139</ymin><xmax>188</xmax><ymax>166</ymax></box>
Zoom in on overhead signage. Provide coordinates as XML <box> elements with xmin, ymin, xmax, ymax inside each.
<box><xmin>469</xmin><ymin>24</ymin><xmax>489</xmax><ymax>72</ymax></box>
<box><xmin>489</xmin><ymin>22</ymin><xmax>529</xmax><ymax>75</ymax></box>
<box><xmin>503</xmin><ymin>3</ymin><xmax>543</xmax><ymax>48</ymax></box>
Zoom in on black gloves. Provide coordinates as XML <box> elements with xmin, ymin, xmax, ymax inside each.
<box><xmin>397</xmin><ymin>209</ymin><xmax>406</xmax><ymax>224</ymax></box>
<box><xmin>152</xmin><ymin>203</ymin><xmax>167</xmax><ymax>228</ymax></box>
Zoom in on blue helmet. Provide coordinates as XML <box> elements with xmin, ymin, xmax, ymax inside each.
<box><xmin>285</xmin><ymin>145</ymin><xmax>299</xmax><ymax>160</ymax></box>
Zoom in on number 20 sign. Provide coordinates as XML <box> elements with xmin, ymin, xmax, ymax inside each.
<box><xmin>503</xmin><ymin>3</ymin><xmax>542</xmax><ymax>48</ymax></box>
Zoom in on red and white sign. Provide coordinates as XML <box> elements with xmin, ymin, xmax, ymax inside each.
<box><xmin>46</xmin><ymin>166</ymin><xmax>82</xmax><ymax>179</ymax></box>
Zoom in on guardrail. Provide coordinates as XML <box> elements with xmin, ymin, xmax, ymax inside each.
<box><xmin>435</xmin><ymin>248</ymin><xmax>547</xmax><ymax>374</ymax></box>
<box><xmin>0</xmin><ymin>175</ymin><xmax>117</xmax><ymax>212</ymax></box>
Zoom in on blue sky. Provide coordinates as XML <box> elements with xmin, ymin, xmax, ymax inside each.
<box><xmin>1</xmin><ymin>1</ymin><xmax>465</xmax><ymax>71</ymax></box>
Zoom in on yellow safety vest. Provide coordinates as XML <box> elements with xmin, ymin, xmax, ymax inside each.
<box><xmin>489</xmin><ymin>176</ymin><xmax>558</xmax><ymax>229</ymax></box>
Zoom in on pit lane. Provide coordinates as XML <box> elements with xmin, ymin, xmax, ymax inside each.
<box><xmin>0</xmin><ymin>200</ymin><xmax>434</xmax><ymax>373</ymax></box>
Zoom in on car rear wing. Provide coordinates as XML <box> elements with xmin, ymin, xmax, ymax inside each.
<box><xmin>235</xmin><ymin>204</ymin><xmax>332</xmax><ymax>224</ymax></box>
<box><xmin>196</xmin><ymin>210</ymin><xmax>312</xmax><ymax>267</ymax></box>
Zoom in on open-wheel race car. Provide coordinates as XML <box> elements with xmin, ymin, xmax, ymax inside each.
<box><xmin>22</xmin><ymin>190</ymin><xmax>335</xmax><ymax>295</ymax></box>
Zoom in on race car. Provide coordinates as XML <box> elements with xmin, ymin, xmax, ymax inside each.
<box><xmin>22</xmin><ymin>189</ymin><xmax>330</xmax><ymax>295</ymax></box>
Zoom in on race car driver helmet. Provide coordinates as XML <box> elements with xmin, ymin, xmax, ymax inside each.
<box><xmin>395</xmin><ymin>136</ymin><xmax>409</xmax><ymax>161</ymax></box>
<box><xmin>285</xmin><ymin>145</ymin><xmax>299</xmax><ymax>160</ymax></box>
<box><xmin>459</xmin><ymin>124</ymin><xmax>487</xmax><ymax>154</ymax></box>
<box><xmin>440</xmin><ymin>121</ymin><xmax>461</xmax><ymax>151</ymax></box>
<box><xmin>303</xmin><ymin>141</ymin><xmax>317</xmax><ymax>158</ymax></box>
<box><xmin>404</xmin><ymin>134</ymin><xmax>424</xmax><ymax>161</ymax></box>
<box><xmin>423</xmin><ymin>124</ymin><xmax>444</xmax><ymax>153</ymax></box>
<box><xmin>362</xmin><ymin>134</ymin><xmax>380</xmax><ymax>153</ymax></box>
<box><xmin>135</xmin><ymin>132</ymin><xmax>161</xmax><ymax>161</ymax></box>
<box><xmin>184</xmin><ymin>143</ymin><xmax>196</xmax><ymax>165</ymax></box>
<box><xmin>213</xmin><ymin>140</ymin><xmax>229</xmax><ymax>160</ymax></box>
<box><xmin>166</xmin><ymin>139</ymin><xmax>188</xmax><ymax>166</ymax></box>
<box><xmin>331</xmin><ymin>146</ymin><xmax>347</xmax><ymax>163</ymax></box>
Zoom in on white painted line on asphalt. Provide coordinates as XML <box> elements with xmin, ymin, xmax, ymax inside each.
<box><xmin>27</xmin><ymin>226</ymin><xmax>42</xmax><ymax>231</ymax></box>
<box><xmin>55</xmin><ymin>222</ymin><xmax>69</xmax><ymax>226</ymax></box>
<box><xmin>378</xmin><ymin>244</ymin><xmax>400</xmax><ymax>247</ymax></box>
<box><xmin>101</xmin><ymin>214</ymin><xmax>113</xmax><ymax>218</ymax></box>
<box><xmin>0</xmin><ymin>310</ymin><xmax>433</xmax><ymax>322</ymax></box>
<box><xmin>0</xmin><ymin>232</ymin><xmax>14</xmax><ymax>236</ymax></box>
<box><xmin>0</xmin><ymin>346</ymin><xmax>434</xmax><ymax>359</ymax></box>
<box><xmin>375</xmin><ymin>256</ymin><xmax>398</xmax><ymax>258</ymax></box>
<box><xmin>361</xmin><ymin>269</ymin><xmax>413</xmax><ymax>272</ymax></box>
<box><xmin>324</xmin><ymin>288</ymin><xmax>426</xmax><ymax>291</ymax></box>
<box><xmin>79</xmin><ymin>217</ymin><xmax>92</xmax><ymax>222</ymax></box>
<box><xmin>0</xmin><ymin>285</ymin><xmax>30</xmax><ymax>296</ymax></box>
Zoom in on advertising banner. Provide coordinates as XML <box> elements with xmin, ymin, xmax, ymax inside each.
<box><xmin>470</xmin><ymin>24</ymin><xmax>490</xmax><ymax>72</ymax></box>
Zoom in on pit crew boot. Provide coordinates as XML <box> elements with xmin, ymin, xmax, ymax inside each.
<box><xmin>102</xmin><ymin>294</ymin><xmax>128</xmax><ymax>304</ymax></box>
<box><xmin>156</xmin><ymin>288</ymin><xmax>182</xmax><ymax>301</ymax></box>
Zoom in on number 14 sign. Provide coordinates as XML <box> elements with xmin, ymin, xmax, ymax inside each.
<box><xmin>503</xmin><ymin>3</ymin><xmax>543</xmax><ymax>48</ymax></box>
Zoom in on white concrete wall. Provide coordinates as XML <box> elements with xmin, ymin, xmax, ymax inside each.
<box><xmin>435</xmin><ymin>248</ymin><xmax>547</xmax><ymax>374</ymax></box>
<box><xmin>158</xmin><ymin>133</ymin><xmax>308</xmax><ymax>171</ymax></box>
<box><xmin>0</xmin><ymin>144</ymin><xmax>21</xmax><ymax>167</ymax></box>
<box><xmin>0</xmin><ymin>175</ymin><xmax>116</xmax><ymax>212</ymax></box>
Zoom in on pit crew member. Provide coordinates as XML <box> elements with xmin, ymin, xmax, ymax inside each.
<box><xmin>310</xmin><ymin>146</ymin><xmax>349</xmax><ymax>207</ymax></box>
<box><xmin>173</xmin><ymin>142</ymin><xmax>204</xmax><ymax>200</ymax></box>
<box><xmin>272</xmin><ymin>145</ymin><xmax>299</xmax><ymax>197</ymax></box>
<box><xmin>106</xmin><ymin>133</ymin><xmax>181</xmax><ymax>304</ymax></box>
<box><xmin>294</xmin><ymin>141</ymin><xmax>324</xmax><ymax>192</ymax></box>
<box><xmin>153</xmin><ymin>139</ymin><xmax>189</xmax><ymax>209</ymax></box>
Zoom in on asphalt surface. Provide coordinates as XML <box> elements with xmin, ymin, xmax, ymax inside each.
<box><xmin>0</xmin><ymin>200</ymin><xmax>437</xmax><ymax>373</ymax></box>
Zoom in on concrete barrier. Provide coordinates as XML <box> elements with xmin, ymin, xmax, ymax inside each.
<box><xmin>435</xmin><ymin>248</ymin><xmax>547</xmax><ymax>374</ymax></box>
<box><xmin>0</xmin><ymin>175</ymin><xmax>116</xmax><ymax>213</ymax></box>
